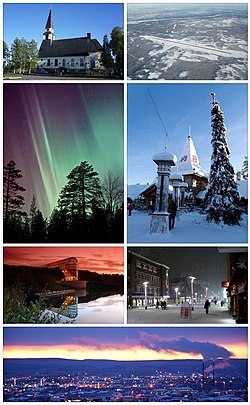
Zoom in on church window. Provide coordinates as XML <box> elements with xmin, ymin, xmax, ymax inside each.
<box><xmin>54</xmin><ymin>59</ymin><xmax>58</xmax><ymax>67</ymax></box>
<box><xmin>80</xmin><ymin>58</ymin><xmax>84</xmax><ymax>67</ymax></box>
<box><xmin>47</xmin><ymin>59</ymin><xmax>50</xmax><ymax>67</ymax></box>
<box><xmin>62</xmin><ymin>59</ymin><xmax>66</xmax><ymax>67</ymax></box>
<box><xmin>71</xmin><ymin>58</ymin><xmax>75</xmax><ymax>67</ymax></box>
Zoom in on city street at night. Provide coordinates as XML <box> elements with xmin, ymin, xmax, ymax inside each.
<box><xmin>128</xmin><ymin>302</ymin><xmax>236</xmax><ymax>324</ymax></box>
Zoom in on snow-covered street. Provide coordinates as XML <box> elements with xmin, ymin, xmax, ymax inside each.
<box><xmin>128</xmin><ymin>302</ymin><xmax>236</xmax><ymax>324</ymax></box>
<box><xmin>127</xmin><ymin>210</ymin><xmax>248</xmax><ymax>243</ymax></box>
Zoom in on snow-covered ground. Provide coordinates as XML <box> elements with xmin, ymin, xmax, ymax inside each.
<box><xmin>141</xmin><ymin>35</ymin><xmax>246</xmax><ymax>59</ymax></box>
<box><xmin>128</xmin><ymin>303</ymin><xmax>236</xmax><ymax>324</ymax></box>
<box><xmin>128</xmin><ymin>210</ymin><xmax>248</xmax><ymax>244</ymax></box>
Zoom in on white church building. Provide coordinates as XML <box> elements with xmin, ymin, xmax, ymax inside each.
<box><xmin>37</xmin><ymin>9</ymin><xmax>103</xmax><ymax>73</ymax></box>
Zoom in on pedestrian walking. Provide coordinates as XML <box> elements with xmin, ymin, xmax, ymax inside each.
<box><xmin>127</xmin><ymin>203</ymin><xmax>133</xmax><ymax>216</ymax></box>
<box><xmin>156</xmin><ymin>299</ymin><xmax>159</xmax><ymax>309</ymax></box>
<box><xmin>204</xmin><ymin>299</ymin><xmax>210</xmax><ymax>314</ymax></box>
<box><xmin>168</xmin><ymin>197</ymin><xmax>177</xmax><ymax>230</ymax></box>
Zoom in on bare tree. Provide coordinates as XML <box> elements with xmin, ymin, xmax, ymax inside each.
<box><xmin>102</xmin><ymin>171</ymin><xmax>123</xmax><ymax>219</ymax></box>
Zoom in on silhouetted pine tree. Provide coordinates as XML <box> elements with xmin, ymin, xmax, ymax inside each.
<box><xmin>3</xmin><ymin>160</ymin><xmax>26</xmax><ymax>242</ymax></box>
<box><xmin>204</xmin><ymin>93</ymin><xmax>242</xmax><ymax>225</ymax></box>
<box><xmin>56</xmin><ymin>161</ymin><xmax>102</xmax><ymax>241</ymax></box>
<box><xmin>47</xmin><ymin>208</ymin><xmax>69</xmax><ymax>243</ymax></box>
<box><xmin>28</xmin><ymin>195</ymin><xmax>47</xmax><ymax>242</ymax></box>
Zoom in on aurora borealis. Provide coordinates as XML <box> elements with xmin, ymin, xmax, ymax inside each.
<box><xmin>4</xmin><ymin>84</ymin><xmax>124</xmax><ymax>218</ymax></box>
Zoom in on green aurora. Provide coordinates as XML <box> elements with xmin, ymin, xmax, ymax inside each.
<box><xmin>4</xmin><ymin>84</ymin><xmax>124</xmax><ymax>218</ymax></box>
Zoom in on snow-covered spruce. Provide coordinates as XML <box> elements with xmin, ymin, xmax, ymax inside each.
<box><xmin>203</xmin><ymin>92</ymin><xmax>242</xmax><ymax>226</ymax></box>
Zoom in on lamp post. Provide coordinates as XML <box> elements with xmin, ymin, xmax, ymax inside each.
<box><xmin>189</xmin><ymin>276</ymin><xmax>196</xmax><ymax>311</ymax></box>
<box><xmin>143</xmin><ymin>282</ymin><xmax>149</xmax><ymax>310</ymax></box>
<box><xmin>150</xmin><ymin>149</ymin><xmax>177</xmax><ymax>233</ymax></box>
<box><xmin>175</xmin><ymin>287</ymin><xmax>179</xmax><ymax>306</ymax></box>
<box><xmin>205</xmin><ymin>287</ymin><xmax>208</xmax><ymax>299</ymax></box>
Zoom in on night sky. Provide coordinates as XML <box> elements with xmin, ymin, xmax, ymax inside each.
<box><xmin>4</xmin><ymin>84</ymin><xmax>124</xmax><ymax>218</ymax></box>
<box><xmin>3</xmin><ymin>246</ymin><xmax>124</xmax><ymax>275</ymax></box>
<box><xmin>4</xmin><ymin>327</ymin><xmax>247</xmax><ymax>361</ymax></box>
<box><xmin>129</xmin><ymin>247</ymin><xmax>229</xmax><ymax>293</ymax></box>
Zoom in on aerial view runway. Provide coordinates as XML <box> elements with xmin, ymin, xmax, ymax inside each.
<box><xmin>141</xmin><ymin>35</ymin><xmax>244</xmax><ymax>58</ymax></box>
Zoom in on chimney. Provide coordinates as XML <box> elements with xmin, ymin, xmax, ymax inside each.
<box><xmin>87</xmin><ymin>33</ymin><xmax>91</xmax><ymax>39</ymax></box>
<box><xmin>212</xmin><ymin>360</ymin><xmax>215</xmax><ymax>385</ymax></box>
<box><xmin>202</xmin><ymin>361</ymin><xmax>205</xmax><ymax>388</ymax></box>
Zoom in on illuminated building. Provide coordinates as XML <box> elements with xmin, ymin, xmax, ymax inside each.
<box><xmin>128</xmin><ymin>251</ymin><xmax>170</xmax><ymax>307</ymax></box>
<box><xmin>47</xmin><ymin>257</ymin><xmax>78</xmax><ymax>281</ymax></box>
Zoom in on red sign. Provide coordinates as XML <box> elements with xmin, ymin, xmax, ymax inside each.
<box><xmin>221</xmin><ymin>281</ymin><xmax>229</xmax><ymax>288</ymax></box>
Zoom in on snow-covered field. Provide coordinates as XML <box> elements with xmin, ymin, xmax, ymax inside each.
<box><xmin>141</xmin><ymin>35</ymin><xmax>246</xmax><ymax>59</ymax></box>
<box><xmin>128</xmin><ymin>211</ymin><xmax>248</xmax><ymax>244</ymax></box>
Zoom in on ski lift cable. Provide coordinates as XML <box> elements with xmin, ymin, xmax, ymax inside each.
<box><xmin>147</xmin><ymin>87</ymin><xmax>169</xmax><ymax>146</ymax></box>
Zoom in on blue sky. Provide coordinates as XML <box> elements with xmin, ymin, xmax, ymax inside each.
<box><xmin>128</xmin><ymin>83</ymin><xmax>248</xmax><ymax>185</ymax></box>
<box><xmin>3</xmin><ymin>3</ymin><xmax>124</xmax><ymax>48</ymax></box>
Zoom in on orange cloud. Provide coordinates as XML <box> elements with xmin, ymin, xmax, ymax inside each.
<box><xmin>4</xmin><ymin>344</ymin><xmax>203</xmax><ymax>361</ymax></box>
<box><xmin>224</xmin><ymin>343</ymin><xmax>248</xmax><ymax>359</ymax></box>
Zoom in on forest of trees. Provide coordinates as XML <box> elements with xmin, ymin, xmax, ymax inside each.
<box><xmin>4</xmin><ymin>25</ymin><xmax>124</xmax><ymax>77</ymax></box>
<box><xmin>4</xmin><ymin>38</ymin><xmax>39</xmax><ymax>73</ymax></box>
<box><xmin>3</xmin><ymin>160</ymin><xmax>124</xmax><ymax>243</ymax></box>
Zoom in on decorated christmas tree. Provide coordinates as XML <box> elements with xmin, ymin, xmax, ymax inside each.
<box><xmin>204</xmin><ymin>92</ymin><xmax>242</xmax><ymax>225</ymax></box>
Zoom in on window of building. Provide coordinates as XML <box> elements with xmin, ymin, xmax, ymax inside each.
<box><xmin>47</xmin><ymin>59</ymin><xmax>50</xmax><ymax>67</ymax></box>
<box><xmin>80</xmin><ymin>58</ymin><xmax>84</xmax><ymax>67</ymax></box>
<box><xmin>71</xmin><ymin>58</ymin><xmax>75</xmax><ymax>67</ymax></box>
<box><xmin>55</xmin><ymin>59</ymin><xmax>58</xmax><ymax>67</ymax></box>
<box><xmin>62</xmin><ymin>59</ymin><xmax>66</xmax><ymax>67</ymax></box>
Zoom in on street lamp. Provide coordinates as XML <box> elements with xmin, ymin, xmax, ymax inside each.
<box><xmin>143</xmin><ymin>282</ymin><xmax>149</xmax><ymax>310</ymax></box>
<box><xmin>189</xmin><ymin>276</ymin><xmax>196</xmax><ymax>311</ymax></box>
<box><xmin>175</xmin><ymin>287</ymin><xmax>179</xmax><ymax>306</ymax></box>
<box><xmin>195</xmin><ymin>292</ymin><xmax>198</xmax><ymax>304</ymax></box>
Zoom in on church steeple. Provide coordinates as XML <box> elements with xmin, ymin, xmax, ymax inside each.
<box><xmin>43</xmin><ymin>9</ymin><xmax>55</xmax><ymax>44</ymax></box>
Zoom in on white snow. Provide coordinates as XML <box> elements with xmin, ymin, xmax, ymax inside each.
<box><xmin>128</xmin><ymin>303</ymin><xmax>236</xmax><ymax>324</ymax></box>
<box><xmin>128</xmin><ymin>184</ymin><xmax>150</xmax><ymax>200</ymax></box>
<box><xmin>128</xmin><ymin>210</ymin><xmax>247</xmax><ymax>243</ymax></box>
<box><xmin>148</xmin><ymin>72</ymin><xmax>161</xmax><ymax>79</ymax></box>
<box><xmin>179</xmin><ymin>71</ymin><xmax>189</xmax><ymax>78</ymax></box>
<box><xmin>141</xmin><ymin>35</ymin><xmax>245</xmax><ymax>58</ymax></box>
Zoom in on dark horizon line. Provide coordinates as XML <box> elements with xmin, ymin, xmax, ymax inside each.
<box><xmin>4</xmin><ymin>263</ymin><xmax>123</xmax><ymax>273</ymax></box>
<box><xmin>4</xmin><ymin>357</ymin><xmax>246</xmax><ymax>362</ymax></box>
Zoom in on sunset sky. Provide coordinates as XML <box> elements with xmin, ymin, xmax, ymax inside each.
<box><xmin>4</xmin><ymin>327</ymin><xmax>247</xmax><ymax>361</ymax></box>
<box><xmin>3</xmin><ymin>247</ymin><xmax>124</xmax><ymax>275</ymax></box>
